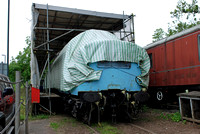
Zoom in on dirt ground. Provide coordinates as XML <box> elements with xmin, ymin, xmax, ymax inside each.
<box><xmin>20</xmin><ymin>108</ymin><xmax>200</xmax><ymax>134</ymax></box>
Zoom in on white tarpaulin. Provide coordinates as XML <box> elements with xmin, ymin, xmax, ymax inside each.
<box><xmin>48</xmin><ymin>29</ymin><xmax>150</xmax><ymax>91</ymax></box>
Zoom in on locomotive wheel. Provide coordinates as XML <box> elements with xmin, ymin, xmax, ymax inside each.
<box><xmin>71</xmin><ymin>105</ymin><xmax>77</xmax><ymax>118</ymax></box>
<box><xmin>82</xmin><ymin>103</ymin><xmax>95</xmax><ymax>125</ymax></box>
<box><xmin>130</xmin><ymin>101</ymin><xmax>140</xmax><ymax>119</ymax></box>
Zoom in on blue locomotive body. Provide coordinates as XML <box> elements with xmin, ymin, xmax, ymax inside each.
<box><xmin>71</xmin><ymin>62</ymin><xmax>141</xmax><ymax>96</ymax></box>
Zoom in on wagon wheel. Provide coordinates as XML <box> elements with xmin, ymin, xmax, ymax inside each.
<box><xmin>156</xmin><ymin>91</ymin><xmax>163</xmax><ymax>101</ymax></box>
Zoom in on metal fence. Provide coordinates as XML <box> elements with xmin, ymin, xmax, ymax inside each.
<box><xmin>0</xmin><ymin>71</ymin><xmax>30</xmax><ymax>134</ymax></box>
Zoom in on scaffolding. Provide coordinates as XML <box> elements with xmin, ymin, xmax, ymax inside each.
<box><xmin>31</xmin><ymin>3</ymin><xmax>135</xmax><ymax>114</ymax></box>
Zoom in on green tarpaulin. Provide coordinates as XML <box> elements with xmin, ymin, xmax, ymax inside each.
<box><xmin>47</xmin><ymin>29</ymin><xmax>150</xmax><ymax>91</ymax></box>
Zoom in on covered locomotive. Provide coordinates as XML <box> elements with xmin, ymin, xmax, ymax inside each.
<box><xmin>44</xmin><ymin>29</ymin><xmax>150</xmax><ymax>124</ymax></box>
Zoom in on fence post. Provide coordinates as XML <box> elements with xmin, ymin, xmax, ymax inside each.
<box><xmin>25</xmin><ymin>81</ymin><xmax>29</xmax><ymax>134</ymax></box>
<box><xmin>15</xmin><ymin>71</ymin><xmax>20</xmax><ymax>134</ymax></box>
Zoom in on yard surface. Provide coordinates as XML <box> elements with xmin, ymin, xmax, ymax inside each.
<box><xmin>20</xmin><ymin>108</ymin><xmax>200</xmax><ymax>134</ymax></box>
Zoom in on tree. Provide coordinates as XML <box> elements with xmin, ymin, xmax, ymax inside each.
<box><xmin>9</xmin><ymin>36</ymin><xmax>31</xmax><ymax>82</ymax></box>
<box><xmin>152</xmin><ymin>0</ymin><xmax>200</xmax><ymax>41</ymax></box>
<box><xmin>168</xmin><ymin>0</ymin><xmax>200</xmax><ymax>36</ymax></box>
<box><xmin>152</xmin><ymin>28</ymin><xmax>166</xmax><ymax>42</ymax></box>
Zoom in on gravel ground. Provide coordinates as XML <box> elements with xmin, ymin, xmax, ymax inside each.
<box><xmin>20</xmin><ymin>108</ymin><xmax>200</xmax><ymax>134</ymax></box>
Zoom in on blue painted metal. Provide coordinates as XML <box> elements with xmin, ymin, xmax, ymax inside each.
<box><xmin>70</xmin><ymin>62</ymin><xmax>141</xmax><ymax>95</ymax></box>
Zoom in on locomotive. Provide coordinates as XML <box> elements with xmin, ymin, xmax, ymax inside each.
<box><xmin>145</xmin><ymin>24</ymin><xmax>200</xmax><ymax>104</ymax></box>
<box><xmin>45</xmin><ymin>29</ymin><xmax>150</xmax><ymax>124</ymax></box>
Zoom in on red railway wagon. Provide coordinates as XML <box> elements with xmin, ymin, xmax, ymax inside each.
<box><xmin>144</xmin><ymin>25</ymin><xmax>200</xmax><ymax>104</ymax></box>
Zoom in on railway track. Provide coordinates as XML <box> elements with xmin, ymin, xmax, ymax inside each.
<box><xmin>85</xmin><ymin>122</ymin><xmax>157</xmax><ymax>134</ymax></box>
<box><xmin>86</xmin><ymin>125</ymin><xmax>100</xmax><ymax>134</ymax></box>
<box><xmin>128</xmin><ymin>123</ymin><xmax>157</xmax><ymax>134</ymax></box>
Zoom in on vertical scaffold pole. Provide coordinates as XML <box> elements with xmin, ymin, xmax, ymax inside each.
<box><xmin>47</xmin><ymin>4</ymin><xmax>52</xmax><ymax>115</ymax></box>
<box><xmin>123</xmin><ymin>11</ymin><xmax>125</xmax><ymax>41</ymax></box>
<box><xmin>131</xmin><ymin>14</ymin><xmax>135</xmax><ymax>43</ymax></box>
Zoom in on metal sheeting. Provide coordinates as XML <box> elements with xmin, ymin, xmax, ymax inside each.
<box><xmin>47</xmin><ymin>30</ymin><xmax>150</xmax><ymax>92</ymax></box>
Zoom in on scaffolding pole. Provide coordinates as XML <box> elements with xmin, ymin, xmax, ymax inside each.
<box><xmin>35</xmin><ymin>30</ymin><xmax>74</xmax><ymax>49</ymax></box>
<box><xmin>46</xmin><ymin>4</ymin><xmax>52</xmax><ymax>115</ymax></box>
<box><xmin>131</xmin><ymin>14</ymin><xmax>135</xmax><ymax>43</ymax></box>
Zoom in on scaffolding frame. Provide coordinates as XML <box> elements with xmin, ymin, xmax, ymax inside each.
<box><xmin>31</xmin><ymin>3</ymin><xmax>135</xmax><ymax>114</ymax></box>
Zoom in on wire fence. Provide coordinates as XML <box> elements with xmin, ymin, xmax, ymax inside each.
<box><xmin>0</xmin><ymin>71</ymin><xmax>30</xmax><ymax>134</ymax></box>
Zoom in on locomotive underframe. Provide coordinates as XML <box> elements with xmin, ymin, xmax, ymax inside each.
<box><xmin>148</xmin><ymin>84</ymin><xmax>200</xmax><ymax>106</ymax></box>
<box><xmin>62</xmin><ymin>89</ymin><xmax>149</xmax><ymax>125</ymax></box>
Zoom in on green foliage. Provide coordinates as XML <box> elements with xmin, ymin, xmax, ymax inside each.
<box><xmin>152</xmin><ymin>0</ymin><xmax>200</xmax><ymax>41</ymax></box>
<box><xmin>93</xmin><ymin>122</ymin><xmax>121</xmax><ymax>134</ymax></box>
<box><xmin>170</xmin><ymin>112</ymin><xmax>182</xmax><ymax>122</ymax></box>
<box><xmin>169</xmin><ymin>0</ymin><xmax>200</xmax><ymax>34</ymax></box>
<box><xmin>159</xmin><ymin>112</ymin><xmax>182</xmax><ymax>122</ymax></box>
<box><xmin>182</xmin><ymin>119</ymin><xmax>187</xmax><ymax>124</ymax></box>
<box><xmin>9</xmin><ymin>36</ymin><xmax>31</xmax><ymax>82</ymax></box>
<box><xmin>50</xmin><ymin>117</ymin><xmax>78</xmax><ymax>131</ymax></box>
<box><xmin>62</xmin><ymin>117</ymin><xmax>77</xmax><ymax>127</ymax></box>
<box><xmin>20</xmin><ymin>86</ymin><xmax>26</xmax><ymax>120</ymax></box>
<box><xmin>29</xmin><ymin>114</ymin><xmax>50</xmax><ymax>120</ymax></box>
<box><xmin>141</xmin><ymin>105</ymin><xmax>150</xmax><ymax>112</ymax></box>
<box><xmin>50</xmin><ymin>122</ymin><xmax>60</xmax><ymax>131</ymax></box>
<box><xmin>170</xmin><ymin>0</ymin><xmax>199</xmax><ymax>20</ymax></box>
<box><xmin>152</xmin><ymin>28</ymin><xmax>166</xmax><ymax>42</ymax></box>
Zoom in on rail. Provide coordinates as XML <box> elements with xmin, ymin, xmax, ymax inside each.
<box><xmin>128</xmin><ymin>123</ymin><xmax>157</xmax><ymax>134</ymax></box>
<box><xmin>0</xmin><ymin>71</ymin><xmax>30</xmax><ymax>134</ymax></box>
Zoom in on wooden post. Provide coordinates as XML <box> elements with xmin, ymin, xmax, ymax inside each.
<box><xmin>25</xmin><ymin>81</ymin><xmax>29</xmax><ymax>134</ymax></box>
<box><xmin>15</xmin><ymin>71</ymin><xmax>20</xmax><ymax>134</ymax></box>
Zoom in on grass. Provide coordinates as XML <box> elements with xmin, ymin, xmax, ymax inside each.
<box><xmin>152</xmin><ymin>108</ymin><xmax>162</xmax><ymax>114</ymax></box>
<box><xmin>50</xmin><ymin>122</ymin><xmax>60</xmax><ymax>131</ymax></box>
<box><xmin>50</xmin><ymin>120</ymin><xmax>65</xmax><ymax>131</ymax></box>
<box><xmin>182</xmin><ymin>119</ymin><xmax>187</xmax><ymax>124</ymax></box>
<box><xmin>62</xmin><ymin>117</ymin><xmax>78</xmax><ymax>127</ymax></box>
<box><xmin>16</xmin><ymin>84</ymin><xmax>185</xmax><ymax>133</ymax></box>
<box><xmin>19</xmin><ymin>86</ymin><xmax>26</xmax><ymax>120</ymax></box>
<box><xmin>92</xmin><ymin>122</ymin><xmax>121</xmax><ymax>134</ymax></box>
<box><xmin>50</xmin><ymin>117</ymin><xmax>78</xmax><ymax>131</ymax></box>
<box><xmin>159</xmin><ymin>112</ymin><xmax>183</xmax><ymax>123</ymax></box>
<box><xmin>49</xmin><ymin>117</ymin><xmax>122</xmax><ymax>134</ymax></box>
<box><xmin>49</xmin><ymin>117</ymin><xmax>121</xmax><ymax>133</ymax></box>
<box><xmin>29</xmin><ymin>114</ymin><xmax>50</xmax><ymax>120</ymax></box>
<box><xmin>18</xmin><ymin>84</ymin><xmax>50</xmax><ymax>121</ymax></box>
<box><xmin>141</xmin><ymin>105</ymin><xmax>150</xmax><ymax>112</ymax></box>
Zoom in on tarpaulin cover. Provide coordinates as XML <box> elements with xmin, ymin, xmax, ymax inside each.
<box><xmin>47</xmin><ymin>29</ymin><xmax>150</xmax><ymax>92</ymax></box>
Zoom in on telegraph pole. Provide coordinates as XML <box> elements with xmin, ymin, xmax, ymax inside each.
<box><xmin>7</xmin><ymin>0</ymin><xmax>10</xmax><ymax>76</ymax></box>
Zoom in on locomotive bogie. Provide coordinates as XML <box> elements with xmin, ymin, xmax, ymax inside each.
<box><xmin>63</xmin><ymin>89</ymin><xmax>149</xmax><ymax>124</ymax></box>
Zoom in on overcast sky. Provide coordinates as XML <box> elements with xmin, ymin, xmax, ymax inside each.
<box><xmin>0</xmin><ymin>0</ymin><xmax>180</xmax><ymax>63</ymax></box>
